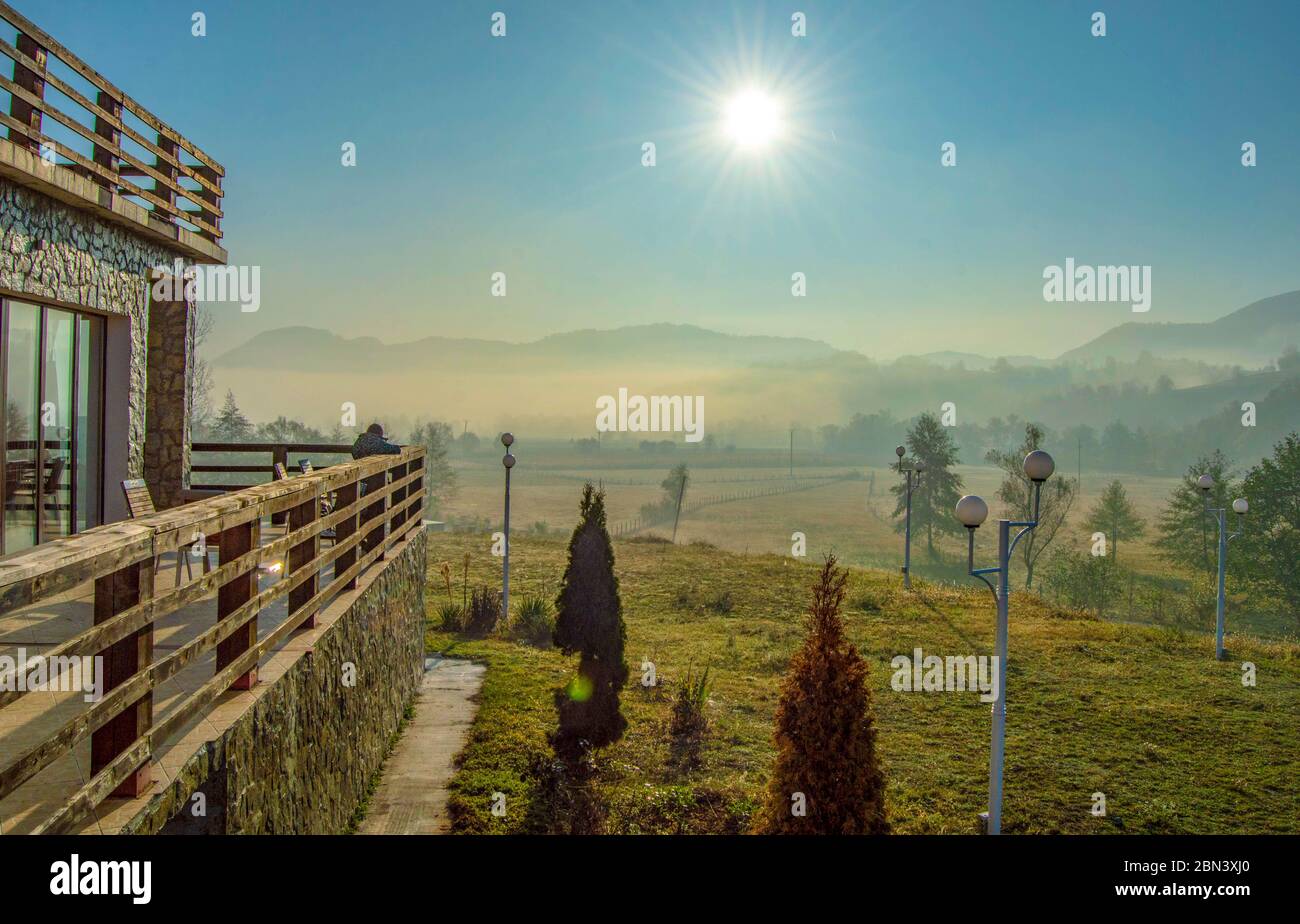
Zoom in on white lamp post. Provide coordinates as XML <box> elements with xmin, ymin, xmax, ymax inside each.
<box><xmin>501</xmin><ymin>433</ymin><xmax>515</xmax><ymax>623</ymax></box>
<box><xmin>896</xmin><ymin>445</ymin><xmax>924</xmax><ymax>589</ymax></box>
<box><xmin>956</xmin><ymin>449</ymin><xmax>1054</xmax><ymax>835</ymax></box>
<box><xmin>1198</xmin><ymin>474</ymin><xmax>1247</xmax><ymax>661</ymax></box>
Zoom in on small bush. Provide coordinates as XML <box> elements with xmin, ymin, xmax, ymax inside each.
<box><xmin>465</xmin><ymin>586</ymin><xmax>502</xmax><ymax>638</ymax></box>
<box><xmin>438</xmin><ymin>601</ymin><xmax>465</xmax><ymax>632</ymax></box>
<box><xmin>707</xmin><ymin>591</ymin><xmax>734</xmax><ymax>614</ymax></box>
<box><xmin>669</xmin><ymin>665</ymin><xmax>712</xmax><ymax>770</ymax></box>
<box><xmin>510</xmin><ymin>594</ymin><xmax>555</xmax><ymax>648</ymax></box>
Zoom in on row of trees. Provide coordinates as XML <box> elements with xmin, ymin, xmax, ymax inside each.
<box><xmin>823</xmin><ymin>360</ymin><xmax>1300</xmax><ymax>477</ymax></box>
<box><xmin>886</xmin><ymin>408</ymin><xmax>1300</xmax><ymax>629</ymax></box>
<box><xmin>1051</xmin><ymin>442</ymin><xmax>1300</xmax><ymax>627</ymax></box>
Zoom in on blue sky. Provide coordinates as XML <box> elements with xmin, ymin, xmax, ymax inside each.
<box><xmin>20</xmin><ymin>0</ymin><xmax>1300</xmax><ymax>358</ymax></box>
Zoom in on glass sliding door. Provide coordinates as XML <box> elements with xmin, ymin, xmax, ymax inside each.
<box><xmin>3</xmin><ymin>302</ymin><xmax>40</xmax><ymax>554</ymax></box>
<box><xmin>76</xmin><ymin>315</ymin><xmax>104</xmax><ymax>534</ymax></box>
<box><xmin>1</xmin><ymin>299</ymin><xmax>105</xmax><ymax>555</ymax></box>
<box><xmin>42</xmin><ymin>308</ymin><xmax>75</xmax><ymax>541</ymax></box>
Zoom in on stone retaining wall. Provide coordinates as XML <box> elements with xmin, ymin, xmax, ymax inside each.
<box><xmin>120</xmin><ymin>529</ymin><xmax>427</xmax><ymax>834</ymax></box>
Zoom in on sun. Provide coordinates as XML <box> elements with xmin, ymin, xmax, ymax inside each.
<box><xmin>722</xmin><ymin>89</ymin><xmax>783</xmax><ymax>150</ymax></box>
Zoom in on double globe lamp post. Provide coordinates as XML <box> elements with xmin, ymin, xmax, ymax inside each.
<box><xmin>954</xmin><ymin>449</ymin><xmax>1055</xmax><ymax>835</ymax></box>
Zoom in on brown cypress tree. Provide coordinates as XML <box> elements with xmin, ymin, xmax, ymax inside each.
<box><xmin>552</xmin><ymin>484</ymin><xmax>628</xmax><ymax>756</ymax></box>
<box><xmin>758</xmin><ymin>555</ymin><xmax>889</xmax><ymax>834</ymax></box>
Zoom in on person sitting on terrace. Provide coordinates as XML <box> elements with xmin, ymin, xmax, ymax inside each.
<box><xmin>351</xmin><ymin>423</ymin><xmax>402</xmax><ymax>459</ymax></box>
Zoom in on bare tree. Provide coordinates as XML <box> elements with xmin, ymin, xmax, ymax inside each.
<box><xmin>189</xmin><ymin>305</ymin><xmax>216</xmax><ymax>433</ymax></box>
<box><xmin>987</xmin><ymin>423</ymin><xmax>1077</xmax><ymax>588</ymax></box>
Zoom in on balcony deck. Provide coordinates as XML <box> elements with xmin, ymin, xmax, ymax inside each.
<box><xmin>1</xmin><ymin>526</ymin><xmax>318</xmax><ymax>833</ymax></box>
<box><xmin>0</xmin><ymin>448</ymin><xmax>426</xmax><ymax>834</ymax></box>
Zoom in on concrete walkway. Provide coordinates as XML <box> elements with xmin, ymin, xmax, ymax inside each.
<box><xmin>358</xmin><ymin>656</ymin><xmax>484</xmax><ymax>835</ymax></box>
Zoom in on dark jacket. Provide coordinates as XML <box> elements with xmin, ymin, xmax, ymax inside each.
<box><xmin>351</xmin><ymin>432</ymin><xmax>402</xmax><ymax>459</ymax></box>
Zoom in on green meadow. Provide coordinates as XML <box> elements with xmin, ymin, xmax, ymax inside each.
<box><xmin>424</xmin><ymin>531</ymin><xmax>1300</xmax><ymax>835</ymax></box>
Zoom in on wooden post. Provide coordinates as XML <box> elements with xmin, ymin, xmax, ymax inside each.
<box><xmin>195</xmin><ymin>164</ymin><xmax>222</xmax><ymax>242</ymax></box>
<box><xmin>91</xmin><ymin>91</ymin><xmax>122</xmax><ymax>191</ymax></box>
<box><xmin>360</xmin><ymin>471</ymin><xmax>386</xmax><ymax>558</ymax></box>
<box><xmin>271</xmin><ymin>446</ymin><xmax>289</xmax><ymax>526</ymax></box>
<box><xmin>90</xmin><ymin>560</ymin><xmax>153</xmax><ymax>797</ymax></box>
<box><xmin>334</xmin><ymin>479</ymin><xmax>359</xmax><ymax>591</ymax></box>
<box><xmin>216</xmin><ymin>519</ymin><xmax>258</xmax><ymax>690</ymax></box>
<box><xmin>409</xmin><ymin>455</ymin><xmax>425</xmax><ymax>534</ymax></box>
<box><xmin>287</xmin><ymin>491</ymin><xmax>319</xmax><ymax>630</ymax></box>
<box><xmin>153</xmin><ymin>134</ymin><xmax>178</xmax><ymax>218</ymax></box>
<box><xmin>390</xmin><ymin>460</ymin><xmax>408</xmax><ymax>535</ymax></box>
<box><xmin>10</xmin><ymin>34</ymin><xmax>46</xmax><ymax>153</ymax></box>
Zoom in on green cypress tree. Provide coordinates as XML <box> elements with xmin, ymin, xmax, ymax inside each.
<box><xmin>553</xmin><ymin>484</ymin><xmax>628</xmax><ymax>755</ymax></box>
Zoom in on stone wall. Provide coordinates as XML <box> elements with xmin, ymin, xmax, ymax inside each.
<box><xmin>120</xmin><ymin>529</ymin><xmax>428</xmax><ymax>835</ymax></box>
<box><xmin>144</xmin><ymin>284</ymin><xmax>194</xmax><ymax>509</ymax></box>
<box><xmin>0</xmin><ymin>175</ymin><xmax>195</xmax><ymax>484</ymax></box>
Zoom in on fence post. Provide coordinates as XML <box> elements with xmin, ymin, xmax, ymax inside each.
<box><xmin>153</xmin><ymin>135</ymin><xmax>179</xmax><ymax>217</ymax></box>
<box><xmin>216</xmin><ymin>519</ymin><xmax>259</xmax><ymax>690</ymax></box>
<box><xmin>9</xmin><ymin>33</ymin><xmax>46</xmax><ymax>153</ymax></box>
<box><xmin>360</xmin><ymin>466</ymin><xmax>386</xmax><ymax>559</ymax></box>
<box><xmin>271</xmin><ymin>445</ymin><xmax>289</xmax><ymax>526</ymax></box>
<box><xmin>390</xmin><ymin>460</ymin><xmax>408</xmax><ymax>535</ymax></box>
<box><xmin>334</xmin><ymin>476</ymin><xmax>359</xmax><ymax>591</ymax></box>
<box><xmin>287</xmin><ymin>487</ymin><xmax>320</xmax><ymax>630</ymax></box>
<box><xmin>91</xmin><ymin>91</ymin><xmax>122</xmax><ymax>191</ymax></box>
<box><xmin>90</xmin><ymin>560</ymin><xmax>153</xmax><ymax>797</ymax></box>
<box><xmin>195</xmin><ymin>164</ymin><xmax>222</xmax><ymax>242</ymax></box>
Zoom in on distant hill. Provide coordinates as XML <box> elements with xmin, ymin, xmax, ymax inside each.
<box><xmin>213</xmin><ymin>323</ymin><xmax>841</xmax><ymax>374</ymax></box>
<box><xmin>1058</xmin><ymin>291</ymin><xmax>1300</xmax><ymax>366</ymax></box>
<box><xmin>208</xmin><ymin>294</ymin><xmax>1300</xmax><ymax>442</ymax></box>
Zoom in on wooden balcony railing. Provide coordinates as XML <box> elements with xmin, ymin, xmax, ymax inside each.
<box><xmin>189</xmin><ymin>442</ymin><xmax>356</xmax><ymax>494</ymax></box>
<box><xmin>0</xmin><ymin>1</ymin><xmax>224</xmax><ymax>245</ymax></box>
<box><xmin>0</xmin><ymin>447</ymin><xmax>424</xmax><ymax>834</ymax></box>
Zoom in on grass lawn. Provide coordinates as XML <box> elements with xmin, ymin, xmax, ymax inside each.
<box><xmin>425</xmin><ymin>531</ymin><xmax>1300</xmax><ymax>834</ymax></box>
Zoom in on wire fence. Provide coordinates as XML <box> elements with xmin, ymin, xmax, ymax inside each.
<box><xmin>609</xmin><ymin>474</ymin><xmax>857</xmax><ymax>538</ymax></box>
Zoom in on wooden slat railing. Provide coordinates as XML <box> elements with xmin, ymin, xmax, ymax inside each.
<box><xmin>0</xmin><ymin>1</ymin><xmax>224</xmax><ymax>242</ymax></box>
<box><xmin>189</xmin><ymin>442</ymin><xmax>355</xmax><ymax>493</ymax></box>
<box><xmin>0</xmin><ymin>447</ymin><xmax>425</xmax><ymax>834</ymax></box>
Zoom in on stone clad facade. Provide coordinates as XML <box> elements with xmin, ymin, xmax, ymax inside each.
<box><xmin>0</xmin><ymin>174</ymin><xmax>197</xmax><ymax>509</ymax></box>
<box><xmin>120</xmin><ymin>529</ymin><xmax>429</xmax><ymax>835</ymax></box>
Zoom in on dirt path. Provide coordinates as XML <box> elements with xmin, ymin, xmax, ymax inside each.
<box><xmin>357</xmin><ymin>657</ymin><xmax>484</xmax><ymax>834</ymax></box>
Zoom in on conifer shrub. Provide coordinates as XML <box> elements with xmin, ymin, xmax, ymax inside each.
<box><xmin>552</xmin><ymin>484</ymin><xmax>628</xmax><ymax>756</ymax></box>
<box><xmin>758</xmin><ymin>555</ymin><xmax>889</xmax><ymax>834</ymax></box>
